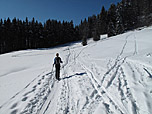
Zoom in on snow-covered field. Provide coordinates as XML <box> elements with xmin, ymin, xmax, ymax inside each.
<box><xmin>0</xmin><ymin>27</ymin><xmax>152</xmax><ymax>114</ymax></box>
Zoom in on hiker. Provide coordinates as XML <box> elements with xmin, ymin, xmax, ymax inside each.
<box><xmin>53</xmin><ymin>53</ymin><xmax>63</xmax><ymax>80</ymax></box>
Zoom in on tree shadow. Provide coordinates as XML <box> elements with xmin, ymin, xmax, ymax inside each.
<box><xmin>62</xmin><ymin>72</ymin><xmax>86</xmax><ymax>80</ymax></box>
<box><xmin>36</xmin><ymin>40</ymin><xmax>82</xmax><ymax>51</ymax></box>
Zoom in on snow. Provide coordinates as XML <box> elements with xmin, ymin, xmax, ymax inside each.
<box><xmin>0</xmin><ymin>26</ymin><xmax>152</xmax><ymax>114</ymax></box>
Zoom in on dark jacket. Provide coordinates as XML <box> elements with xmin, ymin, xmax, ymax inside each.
<box><xmin>54</xmin><ymin>57</ymin><xmax>63</xmax><ymax>67</ymax></box>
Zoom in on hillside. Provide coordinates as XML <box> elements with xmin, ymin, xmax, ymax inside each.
<box><xmin>0</xmin><ymin>26</ymin><xmax>152</xmax><ymax>114</ymax></box>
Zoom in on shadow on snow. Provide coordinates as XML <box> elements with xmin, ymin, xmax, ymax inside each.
<box><xmin>62</xmin><ymin>72</ymin><xmax>86</xmax><ymax>80</ymax></box>
<box><xmin>144</xmin><ymin>68</ymin><xmax>152</xmax><ymax>78</ymax></box>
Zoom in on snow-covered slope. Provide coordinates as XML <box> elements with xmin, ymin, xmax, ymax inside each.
<box><xmin>0</xmin><ymin>27</ymin><xmax>152</xmax><ymax>114</ymax></box>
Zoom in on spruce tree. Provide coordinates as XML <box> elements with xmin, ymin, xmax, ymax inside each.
<box><xmin>121</xmin><ymin>0</ymin><xmax>137</xmax><ymax>30</ymax></box>
<box><xmin>82</xmin><ymin>36</ymin><xmax>87</xmax><ymax>46</ymax></box>
<box><xmin>99</xmin><ymin>6</ymin><xmax>107</xmax><ymax>35</ymax></box>
<box><xmin>107</xmin><ymin>4</ymin><xmax>117</xmax><ymax>37</ymax></box>
<box><xmin>93</xmin><ymin>16</ymin><xmax>100</xmax><ymax>41</ymax></box>
<box><xmin>115</xmin><ymin>3</ymin><xmax>125</xmax><ymax>35</ymax></box>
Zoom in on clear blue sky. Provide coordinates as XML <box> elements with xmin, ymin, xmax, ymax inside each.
<box><xmin>0</xmin><ymin>0</ymin><xmax>121</xmax><ymax>25</ymax></box>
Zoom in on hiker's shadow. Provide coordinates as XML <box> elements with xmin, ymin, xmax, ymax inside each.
<box><xmin>62</xmin><ymin>72</ymin><xmax>86</xmax><ymax>80</ymax></box>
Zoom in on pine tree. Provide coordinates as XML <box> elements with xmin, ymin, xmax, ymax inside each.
<box><xmin>99</xmin><ymin>6</ymin><xmax>107</xmax><ymax>35</ymax></box>
<box><xmin>0</xmin><ymin>19</ymin><xmax>3</xmax><ymax>53</ymax></box>
<box><xmin>93</xmin><ymin>16</ymin><xmax>100</xmax><ymax>41</ymax></box>
<box><xmin>115</xmin><ymin>3</ymin><xmax>125</xmax><ymax>35</ymax></box>
<box><xmin>107</xmin><ymin>4</ymin><xmax>117</xmax><ymax>37</ymax></box>
<box><xmin>82</xmin><ymin>36</ymin><xmax>87</xmax><ymax>46</ymax></box>
<box><xmin>107</xmin><ymin>20</ymin><xmax>116</xmax><ymax>37</ymax></box>
<box><xmin>79</xmin><ymin>18</ymin><xmax>89</xmax><ymax>43</ymax></box>
<box><xmin>0</xmin><ymin>19</ymin><xmax>3</xmax><ymax>25</ymax></box>
<box><xmin>87</xmin><ymin>17</ymin><xmax>93</xmax><ymax>38</ymax></box>
<box><xmin>121</xmin><ymin>0</ymin><xmax>137</xmax><ymax>30</ymax></box>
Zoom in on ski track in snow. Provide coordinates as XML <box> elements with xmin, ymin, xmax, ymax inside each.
<box><xmin>0</xmin><ymin>29</ymin><xmax>152</xmax><ymax>114</ymax></box>
<box><xmin>0</xmin><ymin>69</ymin><xmax>55</xmax><ymax>114</ymax></box>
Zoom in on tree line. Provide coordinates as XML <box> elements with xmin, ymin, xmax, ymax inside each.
<box><xmin>0</xmin><ymin>18</ymin><xmax>80</xmax><ymax>54</ymax></box>
<box><xmin>0</xmin><ymin>0</ymin><xmax>152</xmax><ymax>54</ymax></box>
<box><xmin>80</xmin><ymin>0</ymin><xmax>152</xmax><ymax>45</ymax></box>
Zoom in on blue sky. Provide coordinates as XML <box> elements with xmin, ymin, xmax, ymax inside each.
<box><xmin>0</xmin><ymin>0</ymin><xmax>121</xmax><ymax>25</ymax></box>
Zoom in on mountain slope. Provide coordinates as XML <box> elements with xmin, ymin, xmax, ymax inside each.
<box><xmin>0</xmin><ymin>27</ymin><xmax>152</xmax><ymax>114</ymax></box>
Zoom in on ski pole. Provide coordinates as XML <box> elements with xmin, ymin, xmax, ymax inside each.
<box><xmin>52</xmin><ymin>64</ymin><xmax>54</xmax><ymax>72</ymax></box>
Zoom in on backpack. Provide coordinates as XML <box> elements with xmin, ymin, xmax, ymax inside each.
<box><xmin>54</xmin><ymin>57</ymin><xmax>61</xmax><ymax>65</ymax></box>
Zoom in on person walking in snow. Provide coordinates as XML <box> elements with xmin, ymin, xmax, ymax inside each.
<box><xmin>53</xmin><ymin>53</ymin><xmax>63</xmax><ymax>81</ymax></box>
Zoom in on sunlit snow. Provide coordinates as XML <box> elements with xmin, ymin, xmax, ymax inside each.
<box><xmin>0</xmin><ymin>26</ymin><xmax>152</xmax><ymax>114</ymax></box>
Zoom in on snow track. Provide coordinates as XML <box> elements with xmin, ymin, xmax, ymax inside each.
<box><xmin>0</xmin><ymin>70</ymin><xmax>55</xmax><ymax>114</ymax></box>
<box><xmin>0</xmin><ymin>27</ymin><xmax>152</xmax><ymax>114</ymax></box>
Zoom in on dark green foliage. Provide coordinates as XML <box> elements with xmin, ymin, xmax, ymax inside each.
<box><xmin>99</xmin><ymin>6</ymin><xmax>108</xmax><ymax>35</ymax></box>
<box><xmin>82</xmin><ymin>36</ymin><xmax>87</xmax><ymax>46</ymax></box>
<box><xmin>93</xmin><ymin>30</ymin><xmax>100</xmax><ymax>41</ymax></box>
<box><xmin>117</xmin><ymin>4</ymin><xmax>124</xmax><ymax>34</ymax></box>
<box><xmin>107</xmin><ymin>4</ymin><xmax>117</xmax><ymax>37</ymax></box>
<box><xmin>93</xmin><ymin>17</ymin><xmax>100</xmax><ymax>41</ymax></box>
<box><xmin>79</xmin><ymin>0</ymin><xmax>152</xmax><ymax>39</ymax></box>
<box><xmin>0</xmin><ymin>18</ymin><xmax>81</xmax><ymax>54</ymax></box>
<box><xmin>121</xmin><ymin>0</ymin><xmax>137</xmax><ymax>30</ymax></box>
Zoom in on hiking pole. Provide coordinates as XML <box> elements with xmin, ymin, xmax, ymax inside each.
<box><xmin>50</xmin><ymin>64</ymin><xmax>55</xmax><ymax>80</ymax></box>
<box><xmin>62</xmin><ymin>64</ymin><xmax>66</xmax><ymax>79</ymax></box>
<box><xmin>52</xmin><ymin>64</ymin><xmax>54</xmax><ymax>73</ymax></box>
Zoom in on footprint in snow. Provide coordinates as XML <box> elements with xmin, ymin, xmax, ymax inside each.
<box><xmin>38</xmin><ymin>80</ymin><xmax>41</xmax><ymax>85</ymax></box>
<box><xmin>33</xmin><ymin>85</ymin><xmax>37</xmax><ymax>89</ymax></box>
<box><xmin>146</xmin><ymin>53</ymin><xmax>151</xmax><ymax>57</ymax></box>
<box><xmin>10</xmin><ymin>103</ymin><xmax>18</xmax><ymax>109</ymax></box>
<box><xmin>23</xmin><ymin>88</ymin><xmax>36</xmax><ymax>96</ymax></box>
<box><xmin>10</xmin><ymin>109</ymin><xmax>18</xmax><ymax>114</ymax></box>
<box><xmin>22</xmin><ymin>96</ymin><xmax>28</xmax><ymax>101</ymax></box>
<box><xmin>42</xmin><ymin>75</ymin><xmax>45</xmax><ymax>80</ymax></box>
